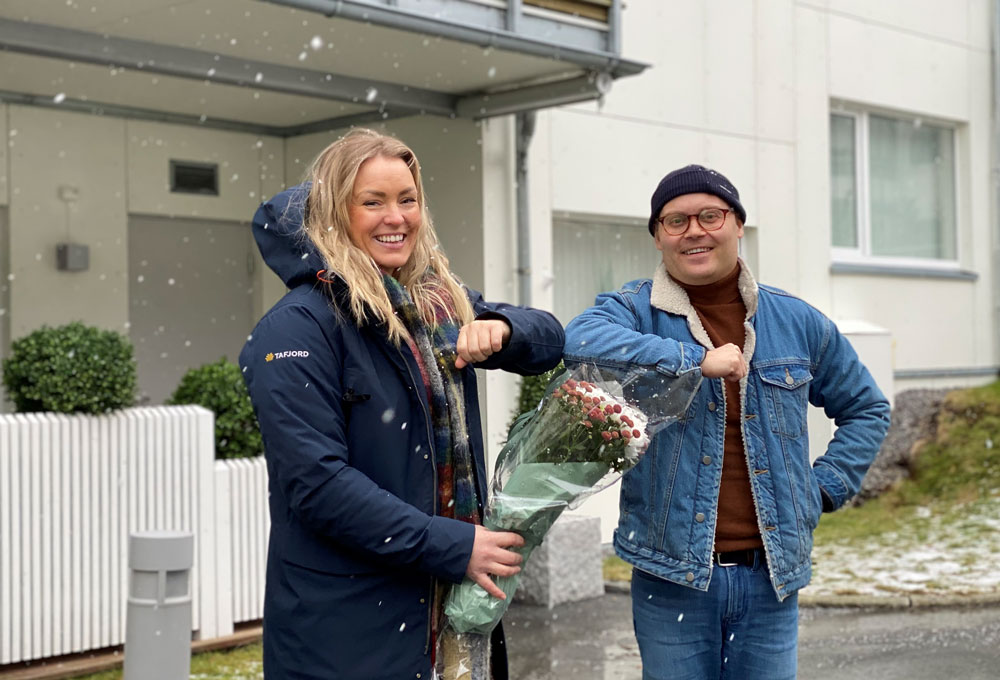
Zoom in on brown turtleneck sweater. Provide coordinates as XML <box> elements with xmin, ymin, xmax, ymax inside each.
<box><xmin>674</xmin><ymin>265</ymin><xmax>762</xmax><ymax>552</ymax></box>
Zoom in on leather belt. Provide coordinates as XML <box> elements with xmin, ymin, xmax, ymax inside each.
<box><xmin>713</xmin><ymin>548</ymin><xmax>764</xmax><ymax>567</ymax></box>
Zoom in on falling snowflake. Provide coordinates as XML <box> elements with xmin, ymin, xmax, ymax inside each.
<box><xmin>384</xmin><ymin>536</ymin><xmax>392</xmax><ymax>543</ymax></box>
<box><xmin>381</xmin><ymin>408</ymin><xmax>395</xmax><ymax>423</ymax></box>
<box><xmin>677</xmin><ymin>613</ymin><xmax>684</xmax><ymax>622</ymax></box>
<box><xmin>309</xmin><ymin>35</ymin><xmax>324</xmax><ymax>50</ymax></box>
<box><xmin>365</xmin><ymin>87</ymin><xmax>378</xmax><ymax>103</ymax></box>
<box><xmin>53</xmin><ymin>92</ymin><xmax>66</xmax><ymax>104</ymax></box>
<box><xmin>399</xmin><ymin>622</ymin><xmax>406</xmax><ymax>632</ymax></box>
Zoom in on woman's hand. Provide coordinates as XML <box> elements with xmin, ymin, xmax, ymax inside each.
<box><xmin>455</xmin><ymin>319</ymin><xmax>511</xmax><ymax>369</ymax></box>
<box><xmin>466</xmin><ymin>525</ymin><xmax>525</xmax><ymax>599</ymax></box>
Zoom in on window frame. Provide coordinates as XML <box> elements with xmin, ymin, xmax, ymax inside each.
<box><xmin>830</xmin><ymin>107</ymin><xmax>961</xmax><ymax>271</ymax></box>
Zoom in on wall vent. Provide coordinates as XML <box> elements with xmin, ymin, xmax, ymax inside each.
<box><xmin>170</xmin><ymin>160</ymin><xmax>219</xmax><ymax>195</ymax></box>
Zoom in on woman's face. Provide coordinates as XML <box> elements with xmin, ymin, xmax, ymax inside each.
<box><xmin>347</xmin><ymin>155</ymin><xmax>421</xmax><ymax>274</ymax></box>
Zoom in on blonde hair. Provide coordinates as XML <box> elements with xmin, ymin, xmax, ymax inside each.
<box><xmin>303</xmin><ymin>128</ymin><xmax>474</xmax><ymax>344</ymax></box>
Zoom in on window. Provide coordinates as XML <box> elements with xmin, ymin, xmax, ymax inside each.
<box><xmin>830</xmin><ymin>110</ymin><xmax>957</xmax><ymax>263</ymax></box>
<box><xmin>553</xmin><ymin>216</ymin><xmax>660</xmax><ymax>325</ymax></box>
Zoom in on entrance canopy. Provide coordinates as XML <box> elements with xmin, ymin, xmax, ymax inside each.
<box><xmin>0</xmin><ymin>0</ymin><xmax>647</xmax><ymax>135</ymax></box>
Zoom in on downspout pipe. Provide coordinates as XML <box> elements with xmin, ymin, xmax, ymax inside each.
<box><xmin>516</xmin><ymin>112</ymin><xmax>537</xmax><ymax>306</ymax></box>
<box><xmin>994</xmin><ymin>0</ymin><xmax>1000</xmax><ymax>373</ymax></box>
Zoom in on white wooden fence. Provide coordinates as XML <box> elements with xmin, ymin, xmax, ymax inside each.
<box><xmin>0</xmin><ymin>407</ymin><xmax>271</xmax><ymax>665</ymax></box>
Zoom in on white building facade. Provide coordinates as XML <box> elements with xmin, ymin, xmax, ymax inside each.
<box><xmin>532</xmin><ymin>0</ymin><xmax>1000</xmax><ymax>538</ymax></box>
<box><xmin>0</xmin><ymin>2</ymin><xmax>997</xmax><ymax>541</ymax></box>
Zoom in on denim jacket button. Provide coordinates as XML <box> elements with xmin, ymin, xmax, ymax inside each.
<box><xmin>702</xmin><ymin>455</ymin><xmax>712</xmax><ymax>465</ymax></box>
<box><xmin>686</xmin><ymin>572</ymin><xmax>695</xmax><ymax>582</ymax></box>
<box><xmin>707</xmin><ymin>401</ymin><xmax>717</xmax><ymax>411</ymax></box>
<box><xmin>695</xmin><ymin>512</ymin><xmax>705</xmax><ymax>523</ymax></box>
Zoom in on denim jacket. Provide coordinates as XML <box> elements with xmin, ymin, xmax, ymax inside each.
<box><xmin>564</xmin><ymin>262</ymin><xmax>890</xmax><ymax>600</ymax></box>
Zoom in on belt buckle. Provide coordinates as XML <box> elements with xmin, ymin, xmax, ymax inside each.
<box><xmin>714</xmin><ymin>552</ymin><xmax>739</xmax><ymax>567</ymax></box>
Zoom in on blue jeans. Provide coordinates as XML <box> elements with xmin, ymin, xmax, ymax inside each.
<box><xmin>630</xmin><ymin>556</ymin><xmax>798</xmax><ymax>680</ymax></box>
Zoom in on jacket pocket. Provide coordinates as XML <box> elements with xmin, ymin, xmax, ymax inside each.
<box><xmin>806</xmin><ymin>467</ymin><xmax>823</xmax><ymax>530</ymax></box>
<box><xmin>758</xmin><ymin>363</ymin><xmax>813</xmax><ymax>438</ymax></box>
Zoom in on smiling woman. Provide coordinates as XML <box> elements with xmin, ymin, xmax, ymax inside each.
<box><xmin>238</xmin><ymin>129</ymin><xmax>565</xmax><ymax>680</ymax></box>
<box><xmin>346</xmin><ymin>155</ymin><xmax>422</xmax><ymax>275</ymax></box>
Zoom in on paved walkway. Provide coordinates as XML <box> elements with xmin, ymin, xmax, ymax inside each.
<box><xmin>506</xmin><ymin>591</ymin><xmax>1000</xmax><ymax>680</ymax></box>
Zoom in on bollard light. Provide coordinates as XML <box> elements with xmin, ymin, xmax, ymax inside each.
<box><xmin>123</xmin><ymin>531</ymin><xmax>194</xmax><ymax>680</ymax></box>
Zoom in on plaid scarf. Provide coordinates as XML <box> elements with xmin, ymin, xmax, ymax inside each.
<box><xmin>383</xmin><ymin>274</ymin><xmax>480</xmax><ymax>525</ymax></box>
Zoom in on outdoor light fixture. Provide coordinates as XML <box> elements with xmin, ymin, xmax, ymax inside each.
<box><xmin>55</xmin><ymin>184</ymin><xmax>89</xmax><ymax>272</ymax></box>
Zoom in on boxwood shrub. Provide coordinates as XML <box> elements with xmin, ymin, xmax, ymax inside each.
<box><xmin>1</xmin><ymin>322</ymin><xmax>137</xmax><ymax>414</ymax></box>
<box><xmin>513</xmin><ymin>361</ymin><xmax>564</xmax><ymax>423</ymax></box>
<box><xmin>168</xmin><ymin>357</ymin><xmax>262</xmax><ymax>460</ymax></box>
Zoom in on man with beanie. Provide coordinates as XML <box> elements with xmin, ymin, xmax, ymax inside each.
<box><xmin>563</xmin><ymin>164</ymin><xmax>890</xmax><ymax>679</ymax></box>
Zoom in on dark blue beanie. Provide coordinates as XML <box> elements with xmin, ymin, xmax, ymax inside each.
<box><xmin>647</xmin><ymin>164</ymin><xmax>747</xmax><ymax>235</ymax></box>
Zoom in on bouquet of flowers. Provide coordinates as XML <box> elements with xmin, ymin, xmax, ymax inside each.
<box><xmin>442</xmin><ymin>363</ymin><xmax>701</xmax><ymax>639</ymax></box>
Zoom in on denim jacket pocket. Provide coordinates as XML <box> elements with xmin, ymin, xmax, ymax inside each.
<box><xmin>758</xmin><ymin>363</ymin><xmax>813</xmax><ymax>438</ymax></box>
<box><xmin>806</xmin><ymin>467</ymin><xmax>823</xmax><ymax>530</ymax></box>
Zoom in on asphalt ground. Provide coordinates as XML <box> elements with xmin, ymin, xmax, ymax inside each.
<box><xmin>505</xmin><ymin>590</ymin><xmax>1000</xmax><ymax>680</ymax></box>
<box><xmin>4</xmin><ymin>588</ymin><xmax>998</xmax><ymax>679</ymax></box>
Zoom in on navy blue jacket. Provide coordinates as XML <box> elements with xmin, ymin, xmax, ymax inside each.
<box><xmin>240</xmin><ymin>185</ymin><xmax>564</xmax><ymax>679</ymax></box>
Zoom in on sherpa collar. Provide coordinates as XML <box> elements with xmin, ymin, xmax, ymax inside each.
<box><xmin>650</xmin><ymin>258</ymin><xmax>758</xmax><ymax>366</ymax></box>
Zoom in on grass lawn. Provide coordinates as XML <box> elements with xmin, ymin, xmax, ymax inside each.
<box><xmin>76</xmin><ymin>643</ymin><xmax>264</xmax><ymax>680</ymax></box>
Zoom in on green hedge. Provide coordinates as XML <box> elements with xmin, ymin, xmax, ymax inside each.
<box><xmin>168</xmin><ymin>357</ymin><xmax>262</xmax><ymax>460</ymax></box>
<box><xmin>1</xmin><ymin>322</ymin><xmax>137</xmax><ymax>414</ymax></box>
<box><xmin>513</xmin><ymin>362</ymin><xmax>564</xmax><ymax>424</ymax></box>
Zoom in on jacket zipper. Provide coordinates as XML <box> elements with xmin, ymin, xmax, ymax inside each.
<box><xmin>396</xmin><ymin>345</ymin><xmax>439</xmax><ymax>655</ymax></box>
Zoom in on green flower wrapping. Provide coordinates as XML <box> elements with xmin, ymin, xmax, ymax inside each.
<box><xmin>443</xmin><ymin>364</ymin><xmax>701</xmax><ymax>635</ymax></box>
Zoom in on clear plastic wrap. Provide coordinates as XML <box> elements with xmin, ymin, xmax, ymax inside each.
<box><xmin>439</xmin><ymin>363</ymin><xmax>701</xmax><ymax>664</ymax></box>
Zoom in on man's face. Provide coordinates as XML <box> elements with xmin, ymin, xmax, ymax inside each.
<box><xmin>654</xmin><ymin>192</ymin><xmax>743</xmax><ymax>286</ymax></box>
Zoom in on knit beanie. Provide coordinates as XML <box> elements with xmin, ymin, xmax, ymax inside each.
<box><xmin>647</xmin><ymin>164</ymin><xmax>747</xmax><ymax>235</ymax></box>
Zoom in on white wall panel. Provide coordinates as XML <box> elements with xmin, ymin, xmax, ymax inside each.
<box><xmin>826</xmin><ymin>0</ymin><xmax>975</xmax><ymax>46</ymax></box>
<box><xmin>828</xmin><ymin>13</ymin><xmax>970</xmax><ymax>121</ymax></box>
<box><xmin>7</xmin><ymin>106</ymin><xmax>128</xmax><ymax>338</ymax></box>
<box><xmin>831</xmin><ymin>276</ymin><xmax>977</xmax><ymax>370</ymax></box>
<box><xmin>126</xmin><ymin>121</ymin><xmax>269</xmax><ymax>222</ymax></box>
<box><xmin>550</xmin><ymin>113</ymin><xmax>703</xmax><ymax>218</ymax></box>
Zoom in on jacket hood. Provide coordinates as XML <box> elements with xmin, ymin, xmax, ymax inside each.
<box><xmin>253</xmin><ymin>182</ymin><xmax>328</xmax><ymax>289</ymax></box>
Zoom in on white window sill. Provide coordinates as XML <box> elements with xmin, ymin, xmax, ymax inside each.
<box><xmin>830</xmin><ymin>262</ymin><xmax>977</xmax><ymax>281</ymax></box>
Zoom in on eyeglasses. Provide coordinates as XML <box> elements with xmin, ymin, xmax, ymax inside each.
<box><xmin>657</xmin><ymin>208</ymin><xmax>731</xmax><ymax>236</ymax></box>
